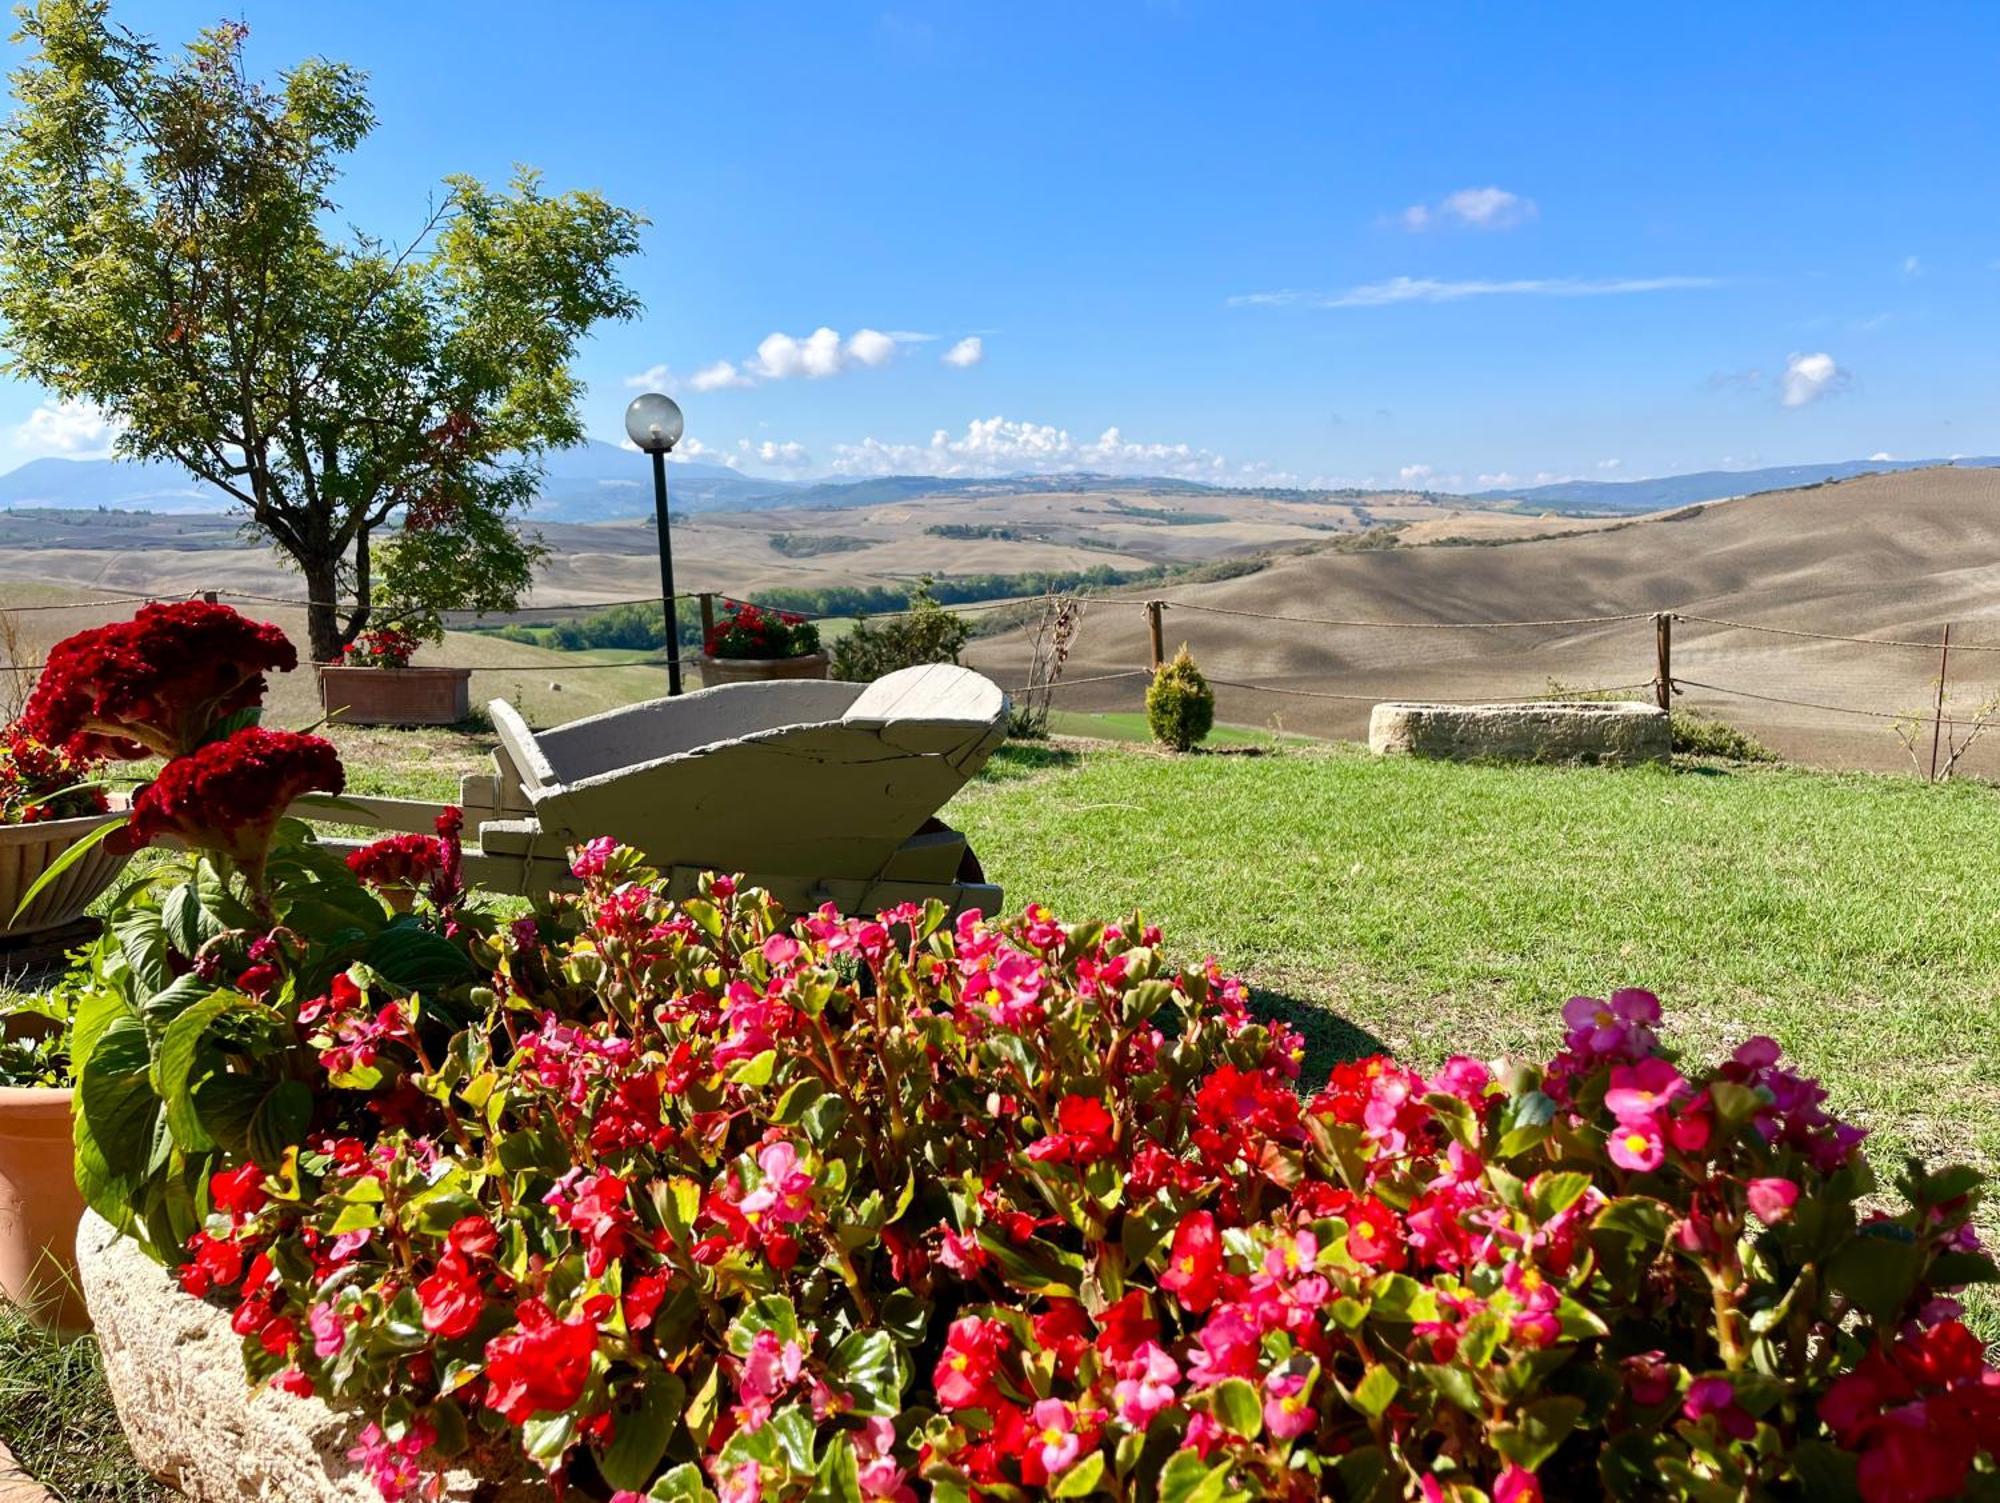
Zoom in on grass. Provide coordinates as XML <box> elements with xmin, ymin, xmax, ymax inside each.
<box><xmin>0</xmin><ymin>1305</ymin><xmax>170</xmax><ymax>1501</ymax></box>
<box><xmin>1041</xmin><ymin>709</ymin><xmax>1286</xmax><ymax>747</ymax></box>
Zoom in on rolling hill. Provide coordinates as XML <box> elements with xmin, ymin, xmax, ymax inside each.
<box><xmin>966</xmin><ymin>466</ymin><xmax>2000</xmax><ymax>774</ymax></box>
<box><xmin>1470</xmin><ymin>456</ymin><xmax>2000</xmax><ymax>515</ymax></box>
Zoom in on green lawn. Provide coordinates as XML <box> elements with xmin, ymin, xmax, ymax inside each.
<box><xmin>947</xmin><ymin>741</ymin><xmax>2000</xmax><ymax>1320</ymax></box>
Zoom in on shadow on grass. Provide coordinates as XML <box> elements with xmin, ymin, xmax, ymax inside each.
<box><xmin>980</xmin><ymin>742</ymin><xmax>1082</xmax><ymax>783</ymax></box>
<box><xmin>1249</xmin><ymin>988</ymin><xmax>1390</xmax><ymax>1081</ymax></box>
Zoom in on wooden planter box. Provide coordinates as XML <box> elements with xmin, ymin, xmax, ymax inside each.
<box><xmin>0</xmin><ymin>810</ymin><xmax>129</xmax><ymax>941</ymax></box>
<box><xmin>0</xmin><ymin>1084</ymin><xmax>86</xmax><ymax>1331</ymax></box>
<box><xmin>698</xmin><ymin>650</ymin><xmax>831</xmax><ymax>688</ymax></box>
<box><xmin>318</xmin><ymin>665</ymin><xmax>472</xmax><ymax>726</ymax></box>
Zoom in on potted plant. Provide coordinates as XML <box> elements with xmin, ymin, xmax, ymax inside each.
<box><xmin>318</xmin><ymin>624</ymin><xmax>472</xmax><ymax>726</ymax></box>
<box><xmin>698</xmin><ymin>598</ymin><xmax>829</xmax><ymax>686</ymax></box>
<box><xmin>0</xmin><ymin>988</ymin><xmax>89</xmax><ymax>1331</ymax></box>
<box><xmin>0</xmin><ymin>723</ymin><xmax>126</xmax><ymax>943</ymax></box>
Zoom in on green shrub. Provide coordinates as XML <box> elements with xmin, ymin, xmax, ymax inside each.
<box><xmin>1146</xmin><ymin>642</ymin><xmax>1215</xmax><ymax>751</ymax></box>
<box><xmin>1672</xmin><ymin>707</ymin><xmax>1780</xmax><ymax>762</ymax></box>
<box><xmin>830</xmin><ymin>577</ymin><xmax>972</xmax><ymax>682</ymax></box>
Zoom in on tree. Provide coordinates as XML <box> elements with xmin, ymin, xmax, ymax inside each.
<box><xmin>0</xmin><ymin>3</ymin><xmax>643</xmax><ymax>661</ymax></box>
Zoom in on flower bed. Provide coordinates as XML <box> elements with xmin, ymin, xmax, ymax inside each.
<box><xmin>25</xmin><ymin>603</ymin><xmax>2000</xmax><ymax>1503</ymax></box>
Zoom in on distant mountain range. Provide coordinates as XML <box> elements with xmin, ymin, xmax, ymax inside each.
<box><xmin>3</xmin><ymin>442</ymin><xmax>1996</xmax><ymax>522</ymax></box>
<box><xmin>1469</xmin><ymin>456</ymin><xmax>2000</xmax><ymax>514</ymax></box>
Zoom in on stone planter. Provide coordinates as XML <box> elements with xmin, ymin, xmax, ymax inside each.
<box><xmin>1368</xmin><ymin>699</ymin><xmax>1670</xmax><ymax>766</ymax></box>
<box><xmin>0</xmin><ymin>1084</ymin><xmax>87</xmax><ymax>1331</ymax></box>
<box><xmin>698</xmin><ymin>650</ymin><xmax>831</xmax><ymax>688</ymax></box>
<box><xmin>78</xmin><ymin>1212</ymin><xmax>545</xmax><ymax>1502</ymax></box>
<box><xmin>0</xmin><ymin>810</ymin><xmax>129</xmax><ymax>942</ymax></box>
<box><xmin>318</xmin><ymin>665</ymin><xmax>472</xmax><ymax>726</ymax></box>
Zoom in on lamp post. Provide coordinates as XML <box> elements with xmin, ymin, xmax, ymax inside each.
<box><xmin>624</xmin><ymin>392</ymin><xmax>687</xmax><ymax>696</ymax></box>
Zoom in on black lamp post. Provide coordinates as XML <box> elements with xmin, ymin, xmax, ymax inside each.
<box><xmin>624</xmin><ymin>392</ymin><xmax>687</xmax><ymax>696</ymax></box>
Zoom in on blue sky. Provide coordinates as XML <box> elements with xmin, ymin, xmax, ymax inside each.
<box><xmin>6</xmin><ymin>2</ymin><xmax>2000</xmax><ymax>489</ymax></box>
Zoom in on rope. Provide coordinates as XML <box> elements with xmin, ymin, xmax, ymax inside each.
<box><xmin>1201</xmin><ymin>677</ymin><xmax>1658</xmax><ymax>706</ymax></box>
<box><xmin>1005</xmin><ymin>669</ymin><xmax>1152</xmax><ymax>694</ymax></box>
<box><xmin>1674</xmin><ymin>677</ymin><xmax>1996</xmax><ymax>728</ymax></box>
<box><xmin>1159</xmin><ymin>600</ymin><xmax>1654</xmax><ymax>631</ymax></box>
<box><xmin>0</xmin><ymin>591</ymin><xmax>164</xmax><ymax>612</ymax></box>
<box><xmin>1672</xmin><ymin>612</ymin><xmax>2000</xmax><ymax>653</ymax></box>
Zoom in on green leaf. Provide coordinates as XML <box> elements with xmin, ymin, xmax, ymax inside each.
<box><xmin>1530</xmin><ymin>1170</ymin><xmax>1592</xmax><ymax>1221</ymax></box>
<box><xmin>1349</xmin><ymin>1365</ymin><xmax>1399</xmax><ymax>1420</ymax></box>
<box><xmin>830</xmin><ymin>1329</ymin><xmax>905</xmax><ymax>1417</ymax></box>
<box><xmin>598</xmin><ymin>1374</ymin><xmax>686</xmax><ymax>1492</ymax></box>
<box><xmin>1788</xmin><ymin>1440</ymin><xmax>1862</xmax><ymax>1502</ymax></box>
<box><xmin>365</xmin><ymin>922</ymin><xmax>475</xmax><ymax>992</ymax></box>
<box><xmin>1826</xmin><ymin>1231</ymin><xmax>1927</xmax><ymax>1324</ymax></box>
<box><xmin>153</xmin><ymin>989</ymin><xmax>238</xmax><ymax>1147</ymax></box>
<box><xmin>247</xmin><ymin>1079</ymin><xmax>313</xmax><ymax>1166</ymax></box>
<box><xmin>114</xmin><ymin>908</ymin><xmax>172</xmax><ymax>997</ymax></box>
<box><xmin>1157</xmin><ymin>1450</ymin><xmax>1243</xmax><ymax>1503</ymax></box>
<box><xmin>975</xmin><ymin>1228</ymin><xmax>1085</xmax><ymax>1296</ymax></box>
<box><xmin>1210</xmin><ymin>1377</ymin><xmax>1262</xmax><ymax>1439</ymax></box>
<box><xmin>1414</xmin><ymin>1362</ymin><xmax>1483</xmax><ymax>1415</ymax></box>
<box><xmin>810</xmin><ymin>1435</ymin><xmax>863</xmax><ymax>1502</ymax></box>
<box><xmin>647</xmin><ymin>1463</ymin><xmax>718</xmax><ymax>1502</ymax></box>
<box><xmin>1491</xmin><ymin>1394</ymin><xmax>1584</xmax><ymax>1470</ymax></box>
<box><xmin>1053</xmin><ymin>1451</ymin><xmax>1106</xmax><ymax>1498</ymax></box>
<box><xmin>520</xmin><ymin>1410</ymin><xmax>578</xmax><ymax>1466</ymax></box>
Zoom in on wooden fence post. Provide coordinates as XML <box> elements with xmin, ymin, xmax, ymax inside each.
<box><xmin>1145</xmin><ymin>600</ymin><xmax>1165</xmax><ymax>671</ymax></box>
<box><xmin>1653</xmin><ymin>613</ymin><xmax>1672</xmax><ymax>711</ymax></box>
<box><xmin>698</xmin><ymin>591</ymin><xmax>716</xmax><ymax>649</ymax></box>
<box><xmin>1929</xmin><ymin>623</ymin><xmax>1952</xmax><ymax>782</ymax></box>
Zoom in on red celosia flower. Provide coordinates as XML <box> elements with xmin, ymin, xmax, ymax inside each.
<box><xmin>23</xmin><ymin>601</ymin><xmax>296</xmax><ymax>759</ymax></box>
<box><xmin>481</xmin><ymin>1298</ymin><xmax>599</xmax><ymax>1423</ymax></box>
<box><xmin>122</xmin><ymin>727</ymin><xmax>344</xmax><ymax>882</ymax></box>
<box><xmin>346</xmin><ymin>832</ymin><xmax>444</xmax><ymax>892</ymax></box>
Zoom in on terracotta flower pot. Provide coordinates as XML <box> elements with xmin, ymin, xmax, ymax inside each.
<box><xmin>318</xmin><ymin>664</ymin><xmax>472</xmax><ymax>726</ymax></box>
<box><xmin>0</xmin><ymin>811</ymin><xmax>130</xmax><ymax>941</ymax></box>
<box><xmin>0</xmin><ymin>1084</ymin><xmax>87</xmax><ymax>1331</ymax></box>
<box><xmin>697</xmin><ymin>650</ymin><xmax>831</xmax><ymax>688</ymax></box>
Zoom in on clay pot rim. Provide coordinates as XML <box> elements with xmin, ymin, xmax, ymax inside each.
<box><xmin>0</xmin><ymin>1082</ymin><xmax>75</xmax><ymax>1112</ymax></box>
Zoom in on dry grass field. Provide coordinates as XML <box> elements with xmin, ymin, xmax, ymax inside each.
<box><xmin>967</xmin><ymin>467</ymin><xmax>2000</xmax><ymax>774</ymax></box>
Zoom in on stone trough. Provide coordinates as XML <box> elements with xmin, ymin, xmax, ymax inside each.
<box><xmin>76</xmin><ymin>1213</ymin><xmax>546</xmax><ymax>1503</ymax></box>
<box><xmin>1368</xmin><ymin>699</ymin><xmax>1670</xmax><ymax>766</ymax></box>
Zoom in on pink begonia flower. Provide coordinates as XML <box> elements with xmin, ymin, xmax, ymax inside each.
<box><xmin>569</xmin><ymin>835</ymin><xmax>618</xmax><ymax>878</ymax></box>
<box><xmin>718</xmin><ymin>1461</ymin><xmax>762</xmax><ymax>1503</ymax></box>
<box><xmin>1495</xmin><ymin>1465</ymin><xmax>1544</xmax><ymax>1502</ymax></box>
<box><xmin>958</xmin><ymin>945</ymin><xmax>1046</xmax><ymax>1027</ymax></box>
<box><xmin>1623</xmin><ymin>1350</ymin><xmax>1677</xmax><ymax>1407</ymax></box>
<box><xmin>1608</xmin><ymin>1116</ymin><xmax>1666</xmax><ymax>1172</ymax></box>
<box><xmin>308</xmin><ymin>1301</ymin><xmax>346</xmax><ymax>1359</ymax></box>
<box><xmin>1031</xmin><ymin>1398</ymin><xmax>1081</xmax><ymax>1474</ymax></box>
<box><xmin>1262</xmin><ymin>1229</ymin><xmax>1319</xmax><ymax>1281</ymax></box>
<box><xmin>1733</xmin><ymin>1035</ymin><xmax>1782</xmax><ymax>1068</ymax></box>
<box><xmin>1113</xmin><ymin>1342</ymin><xmax>1182</xmax><ymax>1428</ymax></box>
<box><xmin>1683</xmin><ymin>1376</ymin><xmax>1755</xmax><ymax>1440</ymax></box>
<box><xmin>1747</xmin><ymin>1177</ymin><xmax>1801</xmax><ymax>1223</ymax></box>
<box><xmin>937</xmin><ymin>1229</ymin><xmax>988</xmax><ymax>1275</ymax></box>
<box><xmin>739</xmin><ymin>1140</ymin><xmax>815</xmax><ymax>1225</ymax></box>
<box><xmin>1561</xmin><ymin>988</ymin><xmax>1661</xmax><ymax>1057</ymax></box>
<box><xmin>853</xmin><ymin>1416</ymin><xmax>917</xmax><ymax>1502</ymax></box>
<box><xmin>741</xmin><ymin>1329</ymin><xmax>806</xmax><ymax>1399</ymax></box>
<box><xmin>1604</xmin><ymin>1057</ymin><xmax>1691</xmax><ymax>1121</ymax></box>
<box><xmin>1427</xmin><ymin>1054</ymin><xmax>1492</xmax><ymax>1103</ymax></box>
<box><xmin>761</xmin><ymin>933</ymin><xmax>802</xmax><ymax>969</ymax></box>
<box><xmin>1263</xmin><ymin>1368</ymin><xmax>1317</xmax><ymax>1440</ymax></box>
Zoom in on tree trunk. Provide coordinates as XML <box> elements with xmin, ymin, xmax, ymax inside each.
<box><xmin>302</xmin><ymin>555</ymin><xmax>343</xmax><ymax>665</ymax></box>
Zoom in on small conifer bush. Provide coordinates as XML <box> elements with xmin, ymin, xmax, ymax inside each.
<box><xmin>1147</xmin><ymin>643</ymin><xmax>1215</xmax><ymax>752</ymax></box>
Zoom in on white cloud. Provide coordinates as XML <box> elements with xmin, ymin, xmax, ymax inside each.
<box><xmin>689</xmin><ymin>360</ymin><xmax>753</xmax><ymax>392</ymax></box>
<box><xmin>12</xmin><ymin>398</ymin><xmax>120</xmax><ymax>458</ymax></box>
<box><xmin>1901</xmin><ymin>255</ymin><xmax>1923</xmax><ymax>279</ymax></box>
<box><xmin>826</xmin><ymin>415</ymin><xmax>1266</xmax><ymax>482</ymax></box>
<box><xmin>622</xmin><ymin>363</ymin><xmax>677</xmax><ymax>394</ymax></box>
<box><xmin>941</xmin><ymin>335</ymin><xmax>984</xmax><ymax>369</ymax></box>
<box><xmin>1231</xmin><ymin>275</ymin><xmax>1721</xmax><ymax>309</ymax></box>
<box><xmin>1780</xmin><ymin>351</ymin><xmax>1847</xmax><ymax>407</ymax></box>
<box><xmin>738</xmin><ymin>438</ymin><xmax>812</xmax><ymax>468</ymax></box>
<box><xmin>845</xmin><ymin>328</ymin><xmax>898</xmax><ymax>368</ymax></box>
<box><xmin>1869</xmin><ymin>451</ymin><xmax>1894</xmax><ymax>462</ymax></box>
<box><xmin>1399</xmin><ymin>186</ymin><xmax>1538</xmax><ymax>232</ymax></box>
<box><xmin>1399</xmin><ymin>463</ymin><xmax>1435</xmax><ymax>483</ymax></box>
<box><xmin>670</xmin><ymin>437</ymin><xmax>742</xmax><ymax>468</ymax></box>
<box><xmin>1597</xmin><ymin>458</ymin><xmax>1622</xmax><ymax>471</ymax></box>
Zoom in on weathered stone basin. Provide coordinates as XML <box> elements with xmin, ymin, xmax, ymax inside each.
<box><xmin>1368</xmin><ymin>699</ymin><xmax>1670</xmax><ymax>766</ymax></box>
<box><xmin>77</xmin><ymin>1212</ymin><xmax>548</xmax><ymax>1502</ymax></box>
